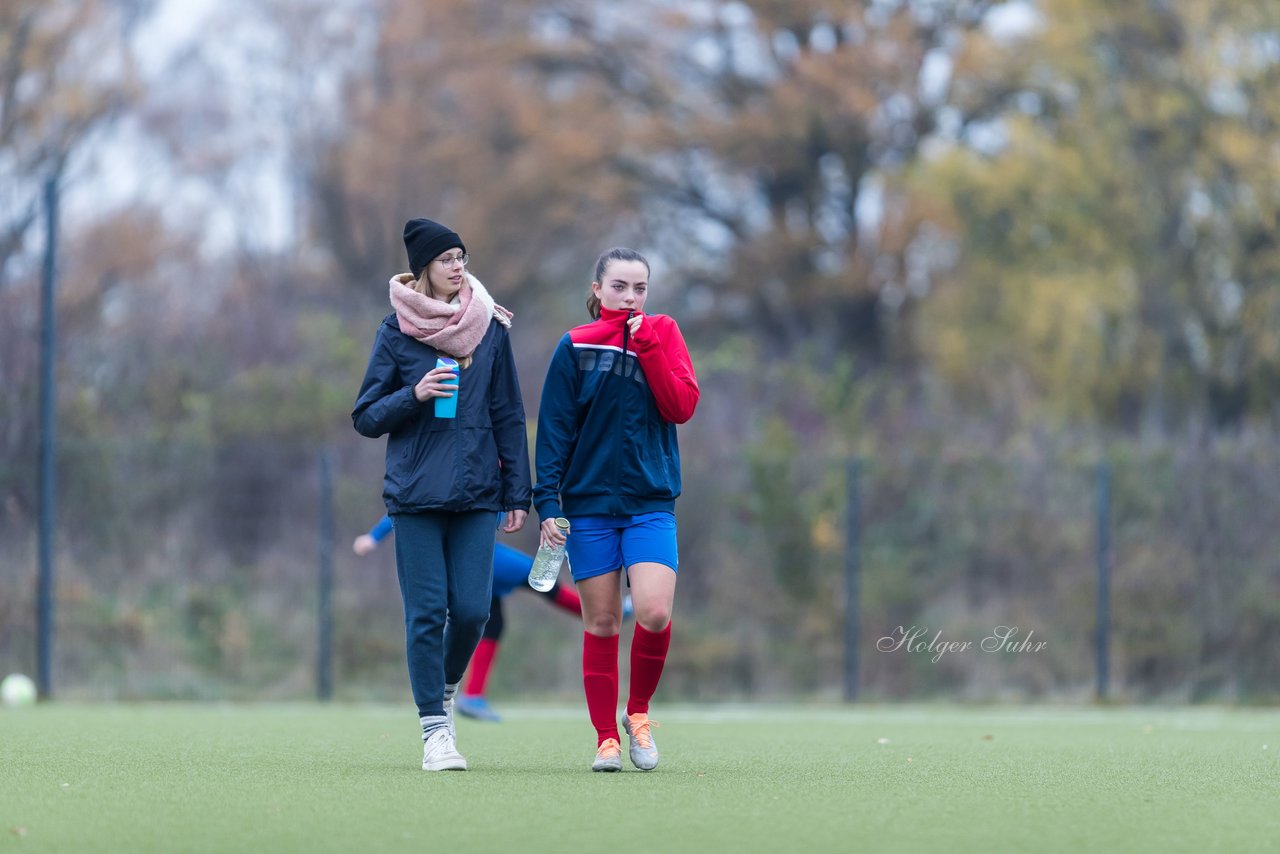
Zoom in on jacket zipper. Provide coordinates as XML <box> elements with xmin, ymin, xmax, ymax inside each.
<box><xmin>621</xmin><ymin>310</ymin><xmax>633</xmax><ymax>368</ymax></box>
<box><xmin>616</xmin><ymin>311</ymin><xmax>634</xmax><ymax>508</ymax></box>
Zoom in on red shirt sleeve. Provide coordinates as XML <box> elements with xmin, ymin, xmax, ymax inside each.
<box><xmin>632</xmin><ymin>315</ymin><xmax>699</xmax><ymax>424</ymax></box>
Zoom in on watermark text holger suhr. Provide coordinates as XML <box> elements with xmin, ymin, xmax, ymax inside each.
<box><xmin>877</xmin><ymin>626</ymin><xmax>1047</xmax><ymax>663</ymax></box>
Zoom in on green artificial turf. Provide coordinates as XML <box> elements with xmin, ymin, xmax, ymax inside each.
<box><xmin>1</xmin><ymin>704</ymin><xmax>1276</xmax><ymax>852</ymax></box>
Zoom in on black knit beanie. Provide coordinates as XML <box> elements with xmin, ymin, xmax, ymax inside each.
<box><xmin>403</xmin><ymin>218</ymin><xmax>465</xmax><ymax>278</ymax></box>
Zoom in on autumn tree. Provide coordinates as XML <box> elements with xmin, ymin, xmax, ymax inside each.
<box><xmin>0</xmin><ymin>0</ymin><xmax>146</xmax><ymax>275</ymax></box>
<box><xmin>0</xmin><ymin>0</ymin><xmax>150</xmax><ymax>531</ymax></box>
<box><xmin>282</xmin><ymin>0</ymin><xmax>652</xmax><ymax>326</ymax></box>
<box><xmin>921</xmin><ymin>0</ymin><xmax>1280</xmax><ymax>432</ymax></box>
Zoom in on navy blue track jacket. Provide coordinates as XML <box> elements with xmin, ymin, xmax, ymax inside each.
<box><xmin>533</xmin><ymin>307</ymin><xmax>699</xmax><ymax>521</ymax></box>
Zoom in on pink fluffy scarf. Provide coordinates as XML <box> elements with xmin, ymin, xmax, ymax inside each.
<box><xmin>388</xmin><ymin>272</ymin><xmax>513</xmax><ymax>360</ymax></box>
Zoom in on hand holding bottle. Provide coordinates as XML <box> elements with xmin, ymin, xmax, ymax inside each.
<box><xmin>413</xmin><ymin>360</ymin><xmax>459</xmax><ymax>403</ymax></box>
<box><xmin>529</xmin><ymin>517</ymin><xmax>570</xmax><ymax>592</ymax></box>
<box><xmin>540</xmin><ymin>516</ymin><xmax>568</xmax><ymax>547</ymax></box>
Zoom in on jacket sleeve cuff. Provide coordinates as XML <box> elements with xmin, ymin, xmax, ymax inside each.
<box><xmin>535</xmin><ymin>500</ymin><xmax>562</xmax><ymax>521</ymax></box>
<box><xmin>632</xmin><ymin>321</ymin><xmax>659</xmax><ymax>349</ymax></box>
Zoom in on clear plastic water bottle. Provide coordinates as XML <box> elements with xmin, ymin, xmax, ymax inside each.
<box><xmin>528</xmin><ymin>518</ymin><xmax>571</xmax><ymax>592</ymax></box>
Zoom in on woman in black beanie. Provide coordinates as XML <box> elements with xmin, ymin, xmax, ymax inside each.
<box><xmin>353</xmin><ymin>218</ymin><xmax>531</xmax><ymax>771</ymax></box>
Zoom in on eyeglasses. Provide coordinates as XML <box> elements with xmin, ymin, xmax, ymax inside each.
<box><xmin>435</xmin><ymin>252</ymin><xmax>469</xmax><ymax>269</ymax></box>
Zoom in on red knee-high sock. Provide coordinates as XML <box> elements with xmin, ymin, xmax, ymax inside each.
<box><xmin>464</xmin><ymin>638</ymin><xmax>499</xmax><ymax>697</ymax></box>
<box><xmin>582</xmin><ymin>632</ymin><xmax>620</xmax><ymax>745</ymax></box>
<box><xmin>627</xmin><ymin>621</ymin><xmax>671</xmax><ymax>717</ymax></box>
<box><xmin>551</xmin><ymin>584</ymin><xmax>582</xmax><ymax>615</ymax></box>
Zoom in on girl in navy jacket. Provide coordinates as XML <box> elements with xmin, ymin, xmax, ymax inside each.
<box><xmin>533</xmin><ymin>247</ymin><xmax>699</xmax><ymax>772</ymax></box>
<box><xmin>353</xmin><ymin>218</ymin><xmax>530</xmax><ymax>772</ymax></box>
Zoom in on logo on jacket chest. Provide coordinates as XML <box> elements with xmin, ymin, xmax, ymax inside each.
<box><xmin>576</xmin><ymin>347</ymin><xmax>647</xmax><ymax>386</ymax></box>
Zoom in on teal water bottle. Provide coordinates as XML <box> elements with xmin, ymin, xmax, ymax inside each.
<box><xmin>434</xmin><ymin>356</ymin><xmax>459</xmax><ymax>418</ymax></box>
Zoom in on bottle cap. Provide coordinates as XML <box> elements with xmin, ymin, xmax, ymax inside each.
<box><xmin>553</xmin><ymin>517</ymin><xmax>571</xmax><ymax>532</ymax></box>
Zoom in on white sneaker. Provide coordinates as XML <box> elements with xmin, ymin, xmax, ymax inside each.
<box><xmin>443</xmin><ymin>682</ymin><xmax>460</xmax><ymax>740</ymax></box>
<box><xmin>422</xmin><ymin>728</ymin><xmax>467</xmax><ymax>771</ymax></box>
<box><xmin>443</xmin><ymin>696</ymin><xmax>457</xmax><ymax>741</ymax></box>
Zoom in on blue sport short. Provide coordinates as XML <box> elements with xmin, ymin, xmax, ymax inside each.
<box><xmin>565</xmin><ymin>511</ymin><xmax>678</xmax><ymax>582</ymax></box>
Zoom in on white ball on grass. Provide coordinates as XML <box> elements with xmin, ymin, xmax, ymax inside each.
<box><xmin>1</xmin><ymin>673</ymin><xmax>37</xmax><ymax>706</ymax></box>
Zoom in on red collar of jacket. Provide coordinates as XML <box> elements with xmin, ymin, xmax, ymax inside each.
<box><xmin>570</xmin><ymin>307</ymin><xmax>641</xmax><ymax>347</ymax></box>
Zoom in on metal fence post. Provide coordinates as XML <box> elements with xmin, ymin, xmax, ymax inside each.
<box><xmin>37</xmin><ymin>175</ymin><xmax>59</xmax><ymax>701</ymax></box>
<box><xmin>317</xmin><ymin>450</ymin><xmax>335</xmax><ymax>701</ymax></box>
<box><xmin>1095</xmin><ymin>459</ymin><xmax>1112</xmax><ymax>700</ymax></box>
<box><xmin>843</xmin><ymin>457</ymin><xmax>862</xmax><ymax>702</ymax></box>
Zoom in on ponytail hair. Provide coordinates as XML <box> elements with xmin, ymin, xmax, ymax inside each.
<box><xmin>587</xmin><ymin>247</ymin><xmax>650</xmax><ymax>319</ymax></box>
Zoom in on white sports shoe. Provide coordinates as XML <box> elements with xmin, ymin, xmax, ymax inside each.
<box><xmin>422</xmin><ymin>728</ymin><xmax>467</xmax><ymax>771</ymax></box>
<box><xmin>443</xmin><ymin>696</ymin><xmax>457</xmax><ymax>741</ymax></box>
<box><xmin>623</xmin><ymin>713</ymin><xmax>660</xmax><ymax>771</ymax></box>
<box><xmin>591</xmin><ymin>738</ymin><xmax>623</xmax><ymax>772</ymax></box>
<box><xmin>443</xmin><ymin>682</ymin><xmax>460</xmax><ymax>740</ymax></box>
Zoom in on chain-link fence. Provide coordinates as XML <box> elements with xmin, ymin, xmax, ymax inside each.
<box><xmin>3</xmin><ymin>437</ymin><xmax>1279</xmax><ymax>703</ymax></box>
